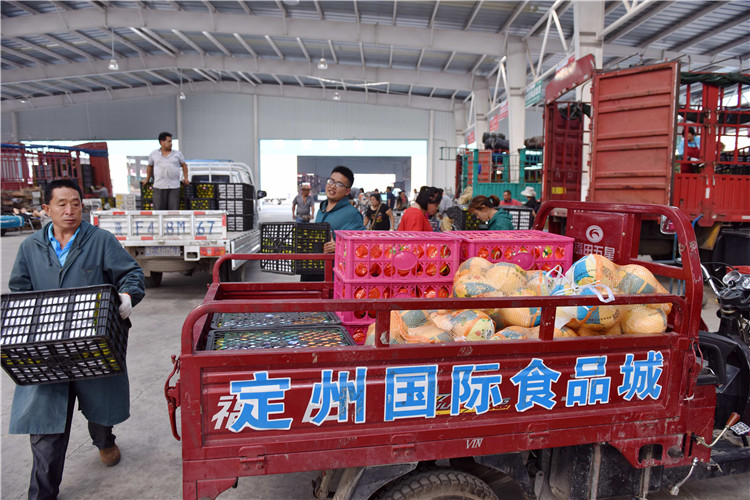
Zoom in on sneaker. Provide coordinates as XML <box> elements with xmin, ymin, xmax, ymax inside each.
<box><xmin>99</xmin><ymin>444</ymin><xmax>121</xmax><ymax>466</ymax></box>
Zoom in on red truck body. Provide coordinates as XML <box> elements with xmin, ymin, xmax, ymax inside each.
<box><xmin>166</xmin><ymin>202</ymin><xmax>717</xmax><ymax>500</ymax></box>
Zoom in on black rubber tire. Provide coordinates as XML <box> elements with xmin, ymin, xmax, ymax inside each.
<box><xmin>377</xmin><ymin>469</ymin><xmax>498</xmax><ymax>500</ymax></box>
<box><xmin>146</xmin><ymin>271</ymin><xmax>163</xmax><ymax>288</ymax></box>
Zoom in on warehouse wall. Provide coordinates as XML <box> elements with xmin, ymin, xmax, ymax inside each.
<box><xmin>179</xmin><ymin>93</ymin><xmax>254</xmax><ymax>167</ymax></box>
<box><xmin>1</xmin><ymin>97</ymin><xmax>175</xmax><ymax>142</ymax></box>
<box><xmin>2</xmin><ymin>93</ymin><xmax>457</xmax><ymax>187</ymax></box>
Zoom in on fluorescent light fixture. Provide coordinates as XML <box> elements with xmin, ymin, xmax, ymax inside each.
<box><xmin>317</xmin><ymin>57</ymin><xmax>328</xmax><ymax>70</ymax></box>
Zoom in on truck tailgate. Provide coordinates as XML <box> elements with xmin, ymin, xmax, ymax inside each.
<box><xmin>92</xmin><ymin>210</ymin><xmax>227</xmax><ymax>242</ymax></box>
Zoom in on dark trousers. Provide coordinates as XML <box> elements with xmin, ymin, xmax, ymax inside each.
<box><xmin>153</xmin><ymin>187</ymin><xmax>181</xmax><ymax>210</ymax></box>
<box><xmin>28</xmin><ymin>384</ymin><xmax>115</xmax><ymax>500</ymax></box>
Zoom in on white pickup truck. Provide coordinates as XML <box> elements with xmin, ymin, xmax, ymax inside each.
<box><xmin>92</xmin><ymin>161</ymin><xmax>265</xmax><ymax>287</ymax></box>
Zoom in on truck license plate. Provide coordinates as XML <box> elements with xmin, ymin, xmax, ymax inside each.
<box><xmin>145</xmin><ymin>246</ymin><xmax>181</xmax><ymax>257</ymax></box>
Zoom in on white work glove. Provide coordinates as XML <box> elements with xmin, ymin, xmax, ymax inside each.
<box><xmin>118</xmin><ymin>293</ymin><xmax>132</xmax><ymax>319</ymax></box>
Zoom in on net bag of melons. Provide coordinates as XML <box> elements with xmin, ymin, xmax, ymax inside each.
<box><xmin>365</xmin><ymin>309</ymin><xmax>495</xmax><ymax>344</ymax></box>
<box><xmin>490</xmin><ymin>325</ymin><xmax>577</xmax><ymax>340</ymax></box>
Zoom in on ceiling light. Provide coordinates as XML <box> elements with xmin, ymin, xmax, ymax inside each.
<box><xmin>20</xmin><ymin>97</ymin><xmax>29</xmax><ymax>104</ymax></box>
<box><xmin>332</xmin><ymin>91</ymin><xmax>341</xmax><ymax>101</ymax></box>
<box><xmin>317</xmin><ymin>57</ymin><xmax>328</xmax><ymax>70</ymax></box>
<box><xmin>179</xmin><ymin>91</ymin><xmax>186</xmax><ymax>100</ymax></box>
<box><xmin>108</xmin><ymin>28</ymin><xmax>118</xmax><ymax>71</ymax></box>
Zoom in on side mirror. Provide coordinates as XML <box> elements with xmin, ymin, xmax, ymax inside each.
<box><xmin>256</xmin><ymin>190</ymin><xmax>267</xmax><ymax>200</ymax></box>
<box><xmin>659</xmin><ymin>215</ymin><xmax>676</xmax><ymax>235</ymax></box>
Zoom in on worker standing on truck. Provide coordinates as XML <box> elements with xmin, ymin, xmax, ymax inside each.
<box><xmin>7</xmin><ymin>179</ymin><xmax>145</xmax><ymax>500</ymax></box>
<box><xmin>468</xmin><ymin>194</ymin><xmax>514</xmax><ymax>230</ymax></box>
<box><xmin>143</xmin><ymin>131</ymin><xmax>190</xmax><ymax>210</ymax></box>
<box><xmin>316</xmin><ymin>165</ymin><xmax>366</xmax><ymax>253</ymax></box>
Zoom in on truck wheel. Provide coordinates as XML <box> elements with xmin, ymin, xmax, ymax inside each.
<box><xmin>377</xmin><ymin>469</ymin><xmax>498</xmax><ymax>500</ymax></box>
<box><xmin>146</xmin><ymin>272</ymin><xmax>163</xmax><ymax>288</ymax></box>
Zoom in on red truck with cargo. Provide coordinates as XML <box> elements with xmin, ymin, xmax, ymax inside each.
<box><xmin>166</xmin><ymin>201</ymin><xmax>750</xmax><ymax>499</ymax></box>
<box><xmin>542</xmin><ymin>60</ymin><xmax>749</xmax><ymax>265</ymax></box>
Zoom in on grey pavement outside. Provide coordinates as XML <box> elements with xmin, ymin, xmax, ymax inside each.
<box><xmin>1</xmin><ymin>203</ymin><xmax>748</xmax><ymax>500</ymax></box>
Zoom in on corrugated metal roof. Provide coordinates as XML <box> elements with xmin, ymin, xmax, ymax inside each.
<box><xmin>1</xmin><ymin>0</ymin><xmax>747</xmax><ymax>111</ymax></box>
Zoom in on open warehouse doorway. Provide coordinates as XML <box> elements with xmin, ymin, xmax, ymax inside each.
<box><xmin>259</xmin><ymin>140</ymin><xmax>426</xmax><ymax>204</ymax></box>
<box><xmin>296</xmin><ymin>156</ymin><xmax>409</xmax><ymax>201</ymax></box>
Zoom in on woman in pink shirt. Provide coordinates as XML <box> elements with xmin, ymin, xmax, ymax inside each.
<box><xmin>397</xmin><ymin>186</ymin><xmax>441</xmax><ymax>231</ymax></box>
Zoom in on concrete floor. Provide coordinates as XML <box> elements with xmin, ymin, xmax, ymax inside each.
<box><xmin>1</xmin><ymin>203</ymin><xmax>748</xmax><ymax>500</ymax></box>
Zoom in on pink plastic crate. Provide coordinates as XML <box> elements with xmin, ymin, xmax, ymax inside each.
<box><xmin>334</xmin><ymin>231</ymin><xmax>460</xmax><ymax>282</ymax></box>
<box><xmin>333</xmin><ymin>274</ymin><xmax>453</xmax><ymax>323</ymax></box>
<box><xmin>457</xmin><ymin>230</ymin><xmax>574</xmax><ymax>272</ymax></box>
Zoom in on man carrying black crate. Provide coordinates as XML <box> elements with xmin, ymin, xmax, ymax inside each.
<box><xmin>7</xmin><ymin>179</ymin><xmax>145</xmax><ymax>500</ymax></box>
<box><xmin>142</xmin><ymin>131</ymin><xmax>190</xmax><ymax>210</ymax></box>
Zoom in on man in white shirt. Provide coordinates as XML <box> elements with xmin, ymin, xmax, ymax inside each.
<box><xmin>143</xmin><ymin>132</ymin><xmax>190</xmax><ymax>210</ymax></box>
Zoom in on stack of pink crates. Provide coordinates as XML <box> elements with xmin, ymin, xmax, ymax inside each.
<box><xmin>457</xmin><ymin>230</ymin><xmax>573</xmax><ymax>272</ymax></box>
<box><xmin>333</xmin><ymin>231</ymin><xmax>461</xmax><ymax>342</ymax></box>
<box><xmin>331</xmin><ymin>229</ymin><xmax>575</xmax><ymax>344</ymax></box>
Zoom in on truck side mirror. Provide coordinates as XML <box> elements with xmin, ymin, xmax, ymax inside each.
<box><xmin>256</xmin><ymin>190</ymin><xmax>267</xmax><ymax>200</ymax></box>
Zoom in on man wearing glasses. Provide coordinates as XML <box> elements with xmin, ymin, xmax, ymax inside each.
<box><xmin>315</xmin><ymin>165</ymin><xmax>366</xmax><ymax>253</ymax></box>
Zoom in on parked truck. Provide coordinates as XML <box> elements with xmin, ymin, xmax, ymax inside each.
<box><xmin>93</xmin><ymin>161</ymin><xmax>265</xmax><ymax>287</ymax></box>
<box><xmin>542</xmin><ymin>59</ymin><xmax>749</xmax><ymax>265</ymax></box>
<box><xmin>166</xmin><ymin>201</ymin><xmax>749</xmax><ymax>500</ymax></box>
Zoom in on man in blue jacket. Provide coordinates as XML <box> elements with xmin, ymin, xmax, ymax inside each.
<box><xmin>315</xmin><ymin>165</ymin><xmax>366</xmax><ymax>253</ymax></box>
<box><xmin>8</xmin><ymin>179</ymin><xmax>145</xmax><ymax>500</ymax></box>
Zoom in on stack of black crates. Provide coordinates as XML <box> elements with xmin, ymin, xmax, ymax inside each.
<box><xmin>139</xmin><ymin>182</ymin><xmax>193</xmax><ymax>210</ymax></box>
<box><xmin>139</xmin><ymin>182</ymin><xmax>255</xmax><ymax>231</ymax></box>
<box><xmin>260</xmin><ymin>222</ymin><xmax>330</xmax><ymax>275</ymax></box>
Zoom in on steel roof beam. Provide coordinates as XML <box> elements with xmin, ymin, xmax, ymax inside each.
<box><xmin>203</xmin><ymin>31</ymin><xmax>233</xmax><ymax>57</ymax></box>
<box><xmin>598</xmin><ymin>0</ymin><xmax>656</xmax><ymax>40</ymax></box>
<box><xmin>2</xmin><ymin>53</ymin><xmax>475</xmax><ymax>91</ymax></box>
<box><xmin>637</xmin><ymin>2</ymin><xmax>724</xmax><ymax>48</ymax></box>
<box><xmin>670</xmin><ymin>11</ymin><xmax>750</xmax><ymax>52</ymax></box>
<box><xmin>603</xmin><ymin>0</ymin><xmax>675</xmax><ymax>42</ymax></box>
<box><xmin>172</xmin><ymin>29</ymin><xmax>206</xmax><ymax>55</ymax></box>
<box><xmin>237</xmin><ymin>1</ymin><xmax>251</xmax><ymax>16</ymax></box>
<box><xmin>328</xmin><ymin>40</ymin><xmax>338</xmax><ymax>64</ymax></box>
<box><xmin>265</xmin><ymin>35</ymin><xmax>285</xmax><ymax>60</ymax></box>
<box><xmin>499</xmin><ymin>0</ymin><xmax>529</xmax><ymax>33</ymax></box>
<box><xmin>1</xmin><ymin>6</ymin><xmax>550</xmax><ymax>59</ymax></box>
<box><xmin>9</xmin><ymin>38</ymin><xmax>74</xmax><ymax>63</ymax></box>
<box><xmin>704</xmin><ymin>33</ymin><xmax>750</xmax><ymax>58</ymax></box>
<box><xmin>233</xmin><ymin>33</ymin><xmax>258</xmax><ymax>58</ymax></box>
<box><xmin>1</xmin><ymin>80</ymin><xmax>456</xmax><ymax>113</ymax></box>
<box><xmin>464</xmin><ymin>1</ymin><xmax>484</xmax><ymax>30</ymax></box>
<box><xmin>1</xmin><ymin>45</ymin><xmax>47</xmax><ymax>65</ymax></box>
<box><xmin>130</xmin><ymin>27</ymin><xmax>175</xmax><ymax>56</ymax></box>
<box><xmin>297</xmin><ymin>38</ymin><xmax>311</xmax><ymax>62</ymax></box>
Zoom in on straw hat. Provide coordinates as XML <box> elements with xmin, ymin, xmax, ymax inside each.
<box><xmin>521</xmin><ymin>187</ymin><xmax>537</xmax><ymax>197</ymax></box>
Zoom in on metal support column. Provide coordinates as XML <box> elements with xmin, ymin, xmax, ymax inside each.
<box><xmin>574</xmin><ymin>0</ymin><xmax>604</xmax><ymax>200</ymax></box>
<box><xmin>507</xmin><ymin>39</ymin><xmax>527</xmax><ymax>182</ymax></box>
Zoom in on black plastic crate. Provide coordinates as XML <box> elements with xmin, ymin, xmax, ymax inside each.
<box><xmin>260</xmin><ymin>222</ymin><xmax>330</xmax><ymax>275</ymax></box>
<box><xmin>205</xmin><ymin>325</ymin><xmax>353</xmax><ymax>350</ymax></box>
<box><xmin>260</xmin><ymin>222</ymin><xmax>296</xmax><ymax>274</ymax></box>
<box><xmin>188</xmin><ymin>198</ymin><xmax>219</xmax><ymax>210</ymax></box>
<box><xmin>444</xmin><ymin>207</ymin><xmax>483</xmax><ymax>231</ymax></box>
<box><xmin>210</xmin><ymin>311</ymin><xmax>340</xmax><ymax>330</ymax></box>
<box><xmin>502</xmin><ymin>206</ymin><xmax>534</xmax><ymax>230</ymax></box>
<box><xmin>219</xmin><ymin>199</ymin><xmax>254</xmax><ymax>215</ymax></box>
<box><xmin>227</xmin><ymin>215</ymin><xmax>254</xmax><ymax>232</ymax></box>
<box><xmin>193</xmin><ymin>183</ymin><xmax>219</xmax><ymax>199</ymax></box>
<box><xmin>218</xmin><ymin>183</ymin><xmax>254</xmax><ymax>199</ymax></box>
<box><xmin>1</xmin><ymin>285</ymin><xmax>128</xmax><ymax>385</ymax></box>
<box><xmin>140</xmin><ymin>182</ymin><xmax>153</xmax><ymax>199</ymax></box>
